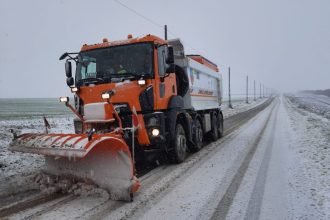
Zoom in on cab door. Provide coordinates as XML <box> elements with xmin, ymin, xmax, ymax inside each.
<box><xmin>154</xmin><ymin>45</ymin><xmax>177</xmax><ymax>110</ymax></box>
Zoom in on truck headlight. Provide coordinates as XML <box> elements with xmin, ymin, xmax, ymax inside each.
<box><xmin>102</xmin><ymin>90</ymin><xmax>115</xmax><ymax>100</ymax></box>
<box><xmin>60</xmin><ymin>97</ymin><xmax>69</xmax><ymax>103</ymax></box>
<box><xmin>71</xmin><ymin>87</ymin><xmax>78</xmax><ymax>93</ymax></box>
<box><xmin>138</xmin><ymin>79</ymin><xmax>146</xmax><ymax>85</ymax></box>
<box><xmin>151</xmin><ymin>128</ymin><xmax>160</xmax><ymax>136</ymax></box>
<box><xmin>102</xmin><ymin>93</ymin><xmax>110</xmax><ymax>99</ymax></box>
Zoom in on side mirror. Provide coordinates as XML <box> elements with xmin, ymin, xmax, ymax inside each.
<box><xmin>67</xmin><ymin>77</ymin><xmax>74</xmax><ymax>87</ymax></box>
<box><xmin>166</xmin><ymin>47</ymin><xmax>174</xmax><ymax>64</ymax></box>
<box><xmin>65</xmin><ymin>61</ymin><xmax>72</xmax><ymax>78</ymax></box>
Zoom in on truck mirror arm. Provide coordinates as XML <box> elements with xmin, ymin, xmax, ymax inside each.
<box><xmin>64</xmin><ymin>101</ymin><xmax>84</xmax><ymax>122</ymax></box>
<box><xmin>59</xmin><ymin>52</ymin><xmax>79</xmax><ymax>60</ymax></box>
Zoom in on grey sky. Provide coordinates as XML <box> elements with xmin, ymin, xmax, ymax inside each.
<box><xmin>0</xmin><ymin>0</ymin><xmax>329</xmax><ymax>98</ymax></box>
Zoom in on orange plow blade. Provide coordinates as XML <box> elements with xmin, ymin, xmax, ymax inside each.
<box><xmin>9</xmin><ymin>133</ymin><xmax>140</xmax><ymax>201</ymax></box>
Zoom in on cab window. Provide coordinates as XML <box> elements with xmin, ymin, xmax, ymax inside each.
<box><xmin>157</xmin><ymin>46</ymin><xmax>166</xmax><ymax>77</ymax></box>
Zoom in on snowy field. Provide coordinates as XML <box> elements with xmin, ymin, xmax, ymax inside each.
<box><xmin>286</xmin><ymin>92</ymin><xmax>330</xmax><ymax>119</ymax></box>
<box><xmin>0</xmin><ymin>116</ymin><xmax>74</xmax><ymax>180</ymax></box>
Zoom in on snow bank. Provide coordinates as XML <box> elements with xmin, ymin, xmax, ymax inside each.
<box><xmin>222</xmin><ymin>98</ymin><xmax>269</xmax><ymax>119</ymax></box>
<box><xmin>34</xmin><ymin>173</ymin><xmax>109</xmax><ymax>199</ymax></box>
<box><xmin>285</xmin><ymin>95</ymin><xmax>330</xmax><ymax>219</ymax></box>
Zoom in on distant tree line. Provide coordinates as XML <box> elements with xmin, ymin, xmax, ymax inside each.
<box><xmin>301</xmin><ymin>89</ymin><xmax>330</xmax><ymax>97</ymax></box>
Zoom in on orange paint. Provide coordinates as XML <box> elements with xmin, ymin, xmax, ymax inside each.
<box><xmin>76</xmin><ymin>35</ymin><xmax>179</xmax><ymax>147</ymax></box>
<box><xmin>81</xmin><ymin>34</ymin><xmax>166</xmax><ymax>52</ymax></box>
<box><xmin>188</xmin><ymin>55</ymin><xmax>219</xmax><ymax>72</ymax></box>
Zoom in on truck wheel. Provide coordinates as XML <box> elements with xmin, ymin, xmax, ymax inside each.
<box><xmin>171</xmin><ymin>124</ymin><xmax>187</xmax><ymax>163</ymax></box>
<box><xmin>218</xmin><ymin>114</ymin><xmax>224</xmax><ymax>138</ymax></box>
<box><xmin>191</xmin><ymin>119</ymin><xmax>203</xmax><ymax>152</ymax></box>
<box><xmin>211</xmin><ymin>113</ymin><xmax>219</xmax><ymax>141</ymax></box>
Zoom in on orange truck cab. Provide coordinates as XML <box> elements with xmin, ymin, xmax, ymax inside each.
<box><xmin>60</xmin><ymin>34</ymin><xmax>223</xmax><ymax>164</ymax></box>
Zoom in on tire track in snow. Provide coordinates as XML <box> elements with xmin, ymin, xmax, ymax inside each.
<box><xmin>211</xmin><ymin>99</ymin><xmax>277</xmax><ymax>220</ymax></box>
<box><xmin>22</xmin><ymin>195</ymin><xmax>77</xmax><ymax>220</ymax></box>
<box><xmin>243</xmin><ymin>100</ymin><xmax>279</xmax><ymax>220</ymax></box>
<box><xmin>0</xmin><ymin>189</ymin><xmax>39</xmax><ymax>209</ymax></box>
<box><xmin>0</xmin><ymin>192</ymin><xmax>69</xmax><ymax>218</ymax></box>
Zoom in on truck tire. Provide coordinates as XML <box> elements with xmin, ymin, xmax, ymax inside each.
<box><xmin>211</xmin><ymin>113</ymin><xmax>219</xmax><ymax>141</ymax></box>
<box><xmin>170</xmin><ymin>123</ymin><xmax>187</xmax><ymax>163</ymax></box>
<box><xmin>191</xmin><ymin>119</ymin><xmax>203</xmax><ymax>152</ymax></box>
<box><xmin>218</xmin><ymin>114</ymin><xmax>224</xmax><ymax>138</ymax></box>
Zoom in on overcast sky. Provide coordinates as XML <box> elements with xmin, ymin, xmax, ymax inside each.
<box><xmin>0</xmin><ymin>0</ymin><xmax>329</xmax><ymax>98</ymax></box>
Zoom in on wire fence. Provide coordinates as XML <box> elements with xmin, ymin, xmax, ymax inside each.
<box><xmin>221</xmin><ymin>67</ymin><xmax>275</xmax><ymax>108</ymax></box>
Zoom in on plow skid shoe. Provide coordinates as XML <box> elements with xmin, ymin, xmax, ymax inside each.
<box><xmin>9</xmin><ymin>133</ymin><xmax>140</xmax><ymax>201</ymax></box>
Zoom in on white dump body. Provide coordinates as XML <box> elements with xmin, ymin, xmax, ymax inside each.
<box><xmin>183</xmin><ymin>57</ymin><xmax>222</xmax><ymax>111</ymax></box>
<box><xmin>168</xmin><ymin>38</ymin><xmax>222</xmax><ymax>111</ymax></box>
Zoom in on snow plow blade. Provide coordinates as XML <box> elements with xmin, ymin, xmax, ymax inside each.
<box><xmin>9</xmin><ymin>133</ymin><xmax>140</xmax><ymax>201</ymax></box>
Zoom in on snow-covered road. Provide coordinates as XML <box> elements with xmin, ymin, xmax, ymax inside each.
<box><xmin>127</xmin><ymin>95</ymin><xmax>329</xmax><ymax>220</ymax></box>
<box><xmin>129</xmin><ymin>97</ymin><xmax>282</xmax><ymax>220</ymax></box>
<box><xmin>1</xmin><ymin>95</ymin><xmax>329</xmax><ymax>219</ymax></box>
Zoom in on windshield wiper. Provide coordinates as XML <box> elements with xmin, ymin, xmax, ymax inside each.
<box><xmin>79</xmin><ymin>77</ymin><xmax>104</xmax><ymax>85</ymax></box>
<box><xmin>112</xmin><ymin>72</ymin><xmax>143</xmax><ymax>79</ymax></box>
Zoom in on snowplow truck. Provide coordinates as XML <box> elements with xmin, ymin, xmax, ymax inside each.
<box><xmin>9</xmin><ymin>34</ymin><xmax>223</xmax><ymax>201</ymax></box>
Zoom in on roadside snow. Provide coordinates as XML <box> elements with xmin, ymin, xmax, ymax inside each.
<box><xmin>284</xmin><ymin>95</ymin><xmax>330</xmax><ymax>219</ymax></box>
<box><xmin>222</xmin><ymin>98</ymin><xmax>268</xmax><ymax>119</ymax></box>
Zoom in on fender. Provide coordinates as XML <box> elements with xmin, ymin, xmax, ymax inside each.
<box><xmin>166</xmin><ymin>111</ymin><xmax>193</xmax><ymax>143</ymax></box>
<box><xmin>166</xmin><ymin>109</ymin><xmax>178</xmax><ymax>141</ymax></box>
<box><xmin>168</xmin><ymin>95</ymin><xmax>184</xmax><ymax>109</ymax></box>
<box><xmin>166</xmin><ymin>95</ymin><xmax>184</xmax><ymax>141</ymax></box>
<box><xmin>178</xmin><ymin>112</ymin><xmax>193</xmax><ymax>143</ymax></box>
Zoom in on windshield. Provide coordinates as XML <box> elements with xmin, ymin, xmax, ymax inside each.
<box><xmin>75</xmin><ymin>43</ymin><xmax>154</xmax><ymax>85</ymax></box>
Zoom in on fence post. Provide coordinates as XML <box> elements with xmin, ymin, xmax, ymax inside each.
<box><xmin>254</xmin><ymin>80</ymin><xmax>256</xmax><ymax>101</ymax></box>
<box><xmin>246</xmin><ymin>75</ymin><xmax>249</xmax><ymax>104</ymax></box>
<box><xmin>263</xmin><ymin>84</ymin><xmax>265</xmax><ymax>98</ymax></box>
<box><xmin>228</xmin><ymin>67</ymin><xmax>233</xmax><ymax>108</ymax></box>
